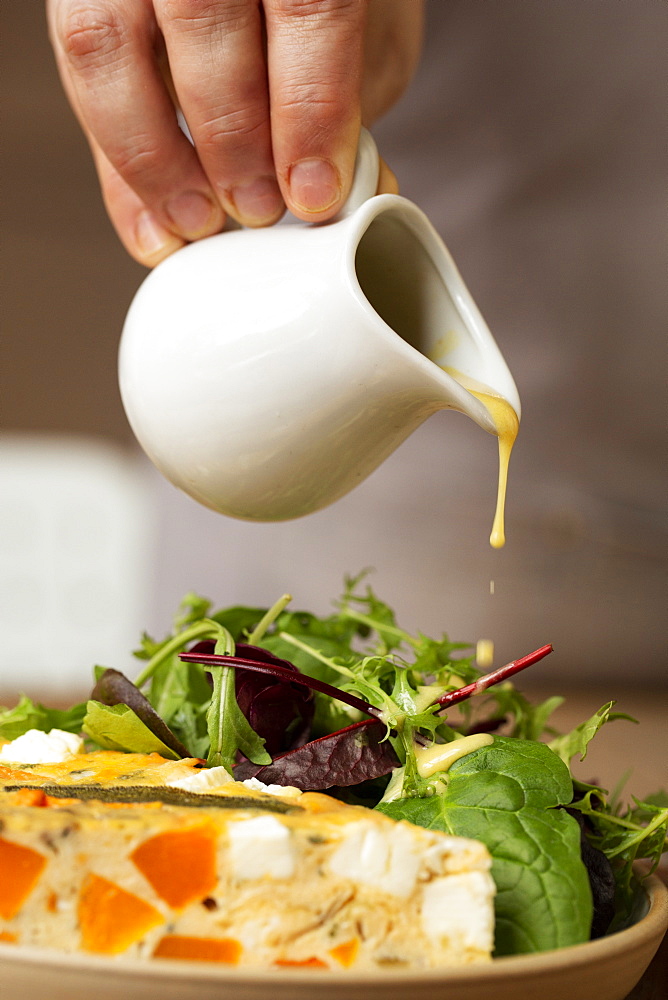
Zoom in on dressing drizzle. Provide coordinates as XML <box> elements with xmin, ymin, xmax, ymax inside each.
<box><xmin>415</xmin><ymin>733</ymin><xmax>494</xmax><ymax>779</ymax></box>
<box><xmin>468</xmin><ymin>389</ymin><xmax>519</xmax><ymax>548</ymax></box>
<box><xmin>442</xmin><ymin>368</ymin><xmax>519</xmax><ymax>549</ymax></box>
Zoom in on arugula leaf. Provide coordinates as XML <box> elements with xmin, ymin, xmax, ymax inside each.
<box><xmin>204</xmin><ymin>633</ymin><xmax>271</xmax><ymax>772</ymax></box>
<box><xmin>521</xmin><ymin>694</ymin><xmax>565</xmax><ymax>740</ymax></box>
<box><xmin>477</xmin><ymin>687</ymin><xmax>565</xmax><ymax>742</ymax></box>
<box><xmin>309</xmin><ymin>688</ymin><xmax>363</xmax><ymax>738</ymax></box>
<box><xmin>206</xmin><ymin>665</ymin><xmax>270</xmax><ymax>771</ymax></box>
<box><xmin>378</xmin><ymin>737</ymin><xmax>592</xmax><ymax>955</ymax></box>
<box><xmin>173</xmin><ymin>592</ymin><xmax>212</xmax><ymax>630</ymax></box>
<box><xmin>548</xmin><ymin>702</ymin><xmax>637</xmax><ymax>764</ymax></box>
<box><xmin>628</xmin><ymin>790</ymin><xmax>668</xmax><ymax>823</ymax></box>
<box><xmin>127</xmin><ymin>604</ymin><xmax>274</xmax><ymax>772</ymax></box>
<box><xmin>277</xmin><ymin>608</ymin><xmax>362</xmax><ymax>648</ymax></box>
<box><xmin>132</xmin><ymin>631</ymin><xmax>166</xmax><ymax>662</ymax></box>
<box><xmin>0</xmin><ymin>696</ymin><xmax>86</xmax><ymax>739</ymax></box>
<box><xmin>82</xmin><ymin>701</ymin><xmax>182</xmax><ymax>759</ymax></box>
<box><xmin>165</xmin><ymin>700</ymin><xmax>210</xmax><ymax>760</ymax></box>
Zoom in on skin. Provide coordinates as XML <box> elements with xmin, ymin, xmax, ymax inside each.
<box><xmin>46</xmin><ymin>0</ymin><xmax>424</xmax><ymax>267</ymax></box>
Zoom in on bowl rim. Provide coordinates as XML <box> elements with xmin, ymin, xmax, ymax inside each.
<box><xmin>2</xmin><ymin>871</ymin><xmax>666</xmax><ymax>987</ymax></box>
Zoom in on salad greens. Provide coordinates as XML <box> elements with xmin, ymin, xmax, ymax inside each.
<box><xmin>379</xmin><ymin>738</ymin><xmax>592</xmax><ymax>954</ymax></box>
<box><xmin>1</xmin><ymin>574</ymin><xmax>665</xmax><ymax>958</ymax></box>
<box><xmin>0</xmin><ymin>695</ymin><xmax>86</xmax><ymax>740</ymax></box>
<box><xmin>82</xmin><ymin>701</ymin><xmax>184</xmax><ymax>760</ymax></box>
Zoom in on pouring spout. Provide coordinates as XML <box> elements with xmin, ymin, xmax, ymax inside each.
<box><xmin>442</xmin><ymin>375</ymin><xmax>502</xmax><ymax>436</ymax></box>
<box><xmin>350</xmin><ymin>190</ymin><xmax>522</xmax><ymax>431</ymax></box>
<box><xmin>437</xmin><ymin>367</ymin><xmax>517</xmax><ymax>437</ymax></box>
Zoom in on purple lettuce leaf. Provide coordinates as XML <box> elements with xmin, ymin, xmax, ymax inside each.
<box><xmin>233</xmin><ymin>718</ymin><xmax>399</xmax><ymax>790</ymax></box>
<box><xmin>189</xmin><ymin>641</ymin><xmax>314</xmax><ymax>757</ymax></box>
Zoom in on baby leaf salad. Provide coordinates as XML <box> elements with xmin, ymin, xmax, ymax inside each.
<box><xmin>1</xmin><ymin>575</ymin><xmax>666</xmax><ymax>957</ymax></box>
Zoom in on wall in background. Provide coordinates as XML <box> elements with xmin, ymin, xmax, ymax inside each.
<box><xmin>2</xmin><ymin>2</ymin><xmax>666</xmax><ymax>690</ymax></box>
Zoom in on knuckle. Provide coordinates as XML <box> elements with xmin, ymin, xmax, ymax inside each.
<box><xmin>58</xmin><ymin>2</ymin><xmax>128</xmax><ymax>70</ymax></box>
<box><xmin>270</xmin><ymin>0</ymin><xmax>363</xmax><ymax>22</ymax></box>
<box><xmin>112</xmin><ymin>138</ymin><xmax>163</xmax><ymax>186</ymax></box>
<box><xmin>280</xmin><ymin>82</ymin><xmax>345</xmax><ymax>123</ymax></box>
<box><xmin>197</xmin><ymin>108</ymin><xmax>267</xmax><ymax>152</ymax></box>
<box><xmin>159</xmin><ymin>0</ymin><xmax>252</xmax><ymax>33</ymax></box>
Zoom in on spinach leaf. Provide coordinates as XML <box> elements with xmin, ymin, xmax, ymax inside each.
<box><xmin>377</xmin><ymin>737</ymin><xmax>592</xmax><ymax>955</ymax></box>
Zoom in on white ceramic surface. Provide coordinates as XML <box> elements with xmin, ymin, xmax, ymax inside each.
<box><xmin>119</xmin><ymin>130</ymin><xmax>520</xmax><ymax>521</ymax></box>
<box><xmin>1</xmin><ymin>873</ymin><xmax>665</xmax><ymax>1000</ymax></box>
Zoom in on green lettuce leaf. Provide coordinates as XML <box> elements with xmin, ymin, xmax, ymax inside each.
<box><xmin>147</xmin><ymin>658</ymin><xmax>211</xmax><ymax>754</ymax></box>
<box><xmin>82</xmin><ymin>701</ymin><xmax>182</xmax><ymax>759</ymax></box>
<box><xmin>377</xmin><ymin>737</ymin><xmax>592</xmax><ymax>955</ymax></box>
<box><xmin>0</xmin><ymin>695</ymin><xmax>86</xmax><ymax>740</ymax></box>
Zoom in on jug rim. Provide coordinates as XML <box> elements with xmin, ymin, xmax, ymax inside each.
<box><xmin>341</xmin><ymin>193</ymin><xmax>521</xmax><ymax>427</ymax></box>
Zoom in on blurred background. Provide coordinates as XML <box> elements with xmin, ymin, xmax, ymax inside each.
<box><xmin>1</xmin><ymin>3</ymin><xmax>666</xmax><ymax>793</ymax></box>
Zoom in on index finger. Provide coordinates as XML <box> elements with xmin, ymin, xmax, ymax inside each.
<box><xmin>263</xmin><ymin>0</ymin><xmax>367</xmax><ymax>221</ymax></box>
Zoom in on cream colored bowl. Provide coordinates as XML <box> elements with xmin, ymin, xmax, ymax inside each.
<box><xmin>1</xmin><ymin>873</ymin><xmax>665</xmax><ymax>1000</ymax></box>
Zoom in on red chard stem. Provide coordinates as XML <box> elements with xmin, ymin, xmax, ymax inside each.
<box><xmin>435</xmin><ymin>644</ymin><xmax>553</xmax><ymax>711</ymax></box>
<box><xmin>179</xmin><ymin>650</ymin><xmax>383</xmax><ymax>720</ymax></box>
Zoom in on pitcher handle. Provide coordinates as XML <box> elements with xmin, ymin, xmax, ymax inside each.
<box><xmin>334</xmin><ymin>127</ymin><xmax>381</xmax><ymax>220</ymax></box>
<box><xmin>204</xmin><ymin>122</ymin><xmax>379</xmax><ymax>230</ymax></box>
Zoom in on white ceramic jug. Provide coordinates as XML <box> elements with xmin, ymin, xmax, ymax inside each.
<box><xmin>119</xmin><ymin>130</ymin><xmax>520</xmax><ymax>521</ymax></box>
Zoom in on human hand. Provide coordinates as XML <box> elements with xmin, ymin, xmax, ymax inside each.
<box><xmin>47</xmin><ymin>0</ymin><xmax>423</xmax><ymax>266</ymax></box>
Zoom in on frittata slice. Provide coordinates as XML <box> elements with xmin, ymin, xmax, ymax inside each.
<box><xmin>0</xmin><ymin>739</ymin><xmax>495</xmax><ymax>969</ymax></box>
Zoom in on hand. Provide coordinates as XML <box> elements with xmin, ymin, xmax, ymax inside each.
<box><xmin>47</xmin><ymin>0</ymin><xmax>423</xmax><ymax>266</ymax></box>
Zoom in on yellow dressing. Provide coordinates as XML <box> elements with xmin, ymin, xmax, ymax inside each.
<box><xmin>469</xmin><ymin>389</ymin><xmax>519</xmax><ymax>548</ymax></box>
<box><xmin>442</xmin><ymin>368</ymin><xmax>519</xmax><ymax>549</ymax></box>
<box><xmin>415</xmin><ymin>733</ymin><xmax>494</xmax><ymax>779</ymax></box>
<box><xmin>475</xmin><ymin>639</ymin><xmax>495</xmax><ymax>668</ymax></box>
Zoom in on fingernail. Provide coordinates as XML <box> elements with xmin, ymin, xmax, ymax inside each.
<box><xmin>288</xmin><ymin>158</ymin><xmax>341</xmax><ymax>213</ymax></box>
<box><xmin>165</xmin><ymin>190</ymin><xmax>218</xmax><ymax>238</ymax></box>
<box><xmin>134</xmin><ymin>210</ymin><xmax>180</xmax><ymax>258</ymax></box>
<box><xmin>229</xmin><ymin>176</ymin><xmax>284</xmax><ymax>225</ymax></box>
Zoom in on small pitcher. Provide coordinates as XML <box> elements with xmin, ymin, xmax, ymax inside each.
<box><xmin>119</xmin><ymin>129</ymin><xmax>520</xmax><ymax>521</ymax></box>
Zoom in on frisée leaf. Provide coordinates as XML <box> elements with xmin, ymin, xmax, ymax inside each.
<box><xmin>548</xmin><ymin>701</ymin><xmax>637</xmax><ymax>764</ymax></box>
<box><xmin>568</xmin><ymin>784</ymin><xmax>668</xmax><ymax>927</ymax></box>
